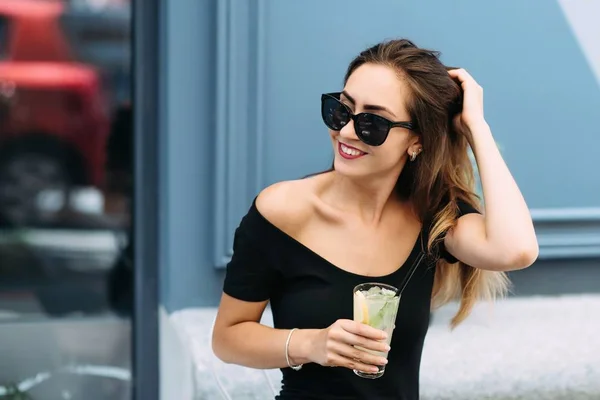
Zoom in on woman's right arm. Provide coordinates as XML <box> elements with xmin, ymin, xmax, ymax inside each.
<box><xmin>212</xmin><ymin>293</ymin><xmax>389</xmax><ymax>372</ymax></box>
<box><xmin>212</xmin><ymin>293</ymin><xmax>315</xmax><ymax>369</ymax></box>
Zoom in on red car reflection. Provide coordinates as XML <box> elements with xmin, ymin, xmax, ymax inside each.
<box><xmin>0</xmin><ymin>0</ymin><xmax>111</xmax><ymax>226</ymax></box>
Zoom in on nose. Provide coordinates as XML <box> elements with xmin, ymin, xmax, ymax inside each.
<box><xmin>339</xmin><ymin>118</ymin><xmax>359</xmax><ymax>141</ymax></box>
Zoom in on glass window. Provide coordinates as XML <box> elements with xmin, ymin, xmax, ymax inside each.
<box><xmin>0</xmin><ymin>1</ymin><xmax>133</xmax><ymax>399</ymax></box>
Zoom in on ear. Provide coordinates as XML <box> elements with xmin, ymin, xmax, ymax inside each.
<box><xmin>406</xmin><ymin>135</ymin><xmax>423</xmax><ymax>159</ymax></box>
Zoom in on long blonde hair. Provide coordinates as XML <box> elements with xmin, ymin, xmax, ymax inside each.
<box><xmin>345</xmin><ymin>39</ymin><xmax>510</xmax><ymax>328</ymax></box>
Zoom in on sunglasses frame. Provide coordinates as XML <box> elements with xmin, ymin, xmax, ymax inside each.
<box><xmin>321</xmin><ymin>92</ymin><xmax>417</xmax><ymax>146</ymax></box>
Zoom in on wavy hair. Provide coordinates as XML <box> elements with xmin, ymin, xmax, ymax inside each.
<box><xmin>344</xmin><ymin>39</ymin><xmax>510</xmax><ymax>327</ymax></box>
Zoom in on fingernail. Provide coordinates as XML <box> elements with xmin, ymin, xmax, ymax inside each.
<box><xmin>371</xmin><ymin>367</ymin><xmax>379</xmax><ymax>373</ymax></box>
<box><xmin>382</xmin><ymin>359</ymin><xmax>388</xmax><ymax>365</ymax></box>
<box><xmin>386</xmin><ymin>345</ymin><xmax>391</xmax><ymax>351</ymax></box>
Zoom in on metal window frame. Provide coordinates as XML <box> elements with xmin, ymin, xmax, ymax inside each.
<box><xmin>132</xmin><ymin>0</ymin><xmax>160</xmax><ymax>399</ymax></box>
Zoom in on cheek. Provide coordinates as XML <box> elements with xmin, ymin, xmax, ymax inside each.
<box><xmin>375</xmin><ymin>136</ymin><xmax>408</xmax><ymax>162</ymax></box>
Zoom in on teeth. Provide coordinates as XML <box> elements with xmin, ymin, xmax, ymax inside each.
<box><xmin>341</xmin><ymin>144</ymin><xmax>362</xmax><ymax>156</ymax></box>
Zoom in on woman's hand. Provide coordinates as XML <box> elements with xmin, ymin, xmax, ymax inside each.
<box><xmin>448</xmin><ymin>68</ymin><xmax>487</xmax><ymax>141</ymax></box>
<box><xmin>307</xmin><ymin>319</ymin><xmax>390</xmax><ymax>373</ymax></box>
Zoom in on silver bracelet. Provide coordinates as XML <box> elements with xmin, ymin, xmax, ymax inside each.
<box><xmin>285</xmin><ymin>328</ymin><xmax>303</xmax><ymax>371</ymax></box>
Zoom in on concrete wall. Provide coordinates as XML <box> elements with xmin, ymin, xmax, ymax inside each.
<box><xmin>160</xmin><ymin>0</ymin><xmax>600</xmax><ymax>311</ymax></box>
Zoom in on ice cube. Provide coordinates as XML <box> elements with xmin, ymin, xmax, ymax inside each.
<box><xmin>367</xmin><ymin>286</ymin><xmax>381</xmax><ymax>296</ymax></box>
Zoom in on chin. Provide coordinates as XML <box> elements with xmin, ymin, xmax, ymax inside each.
<box><xmin>332</xmin><ymin>156</ymin><xmax>370</xmax><ymax>178</ymax></box>
<box><xmin>333</xmin><ymin>156</ymin><xmax>404</xmax><ymax>185</ymax></box>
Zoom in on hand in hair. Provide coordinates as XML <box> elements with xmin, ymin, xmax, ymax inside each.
<box><xmin>447</xmin><ymin>68</ymin><xmax>486</xmax><ymax>142</ymax></box>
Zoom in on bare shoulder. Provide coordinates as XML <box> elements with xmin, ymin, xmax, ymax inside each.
<box><xmin>255</xmin><ymin>177</ymin><xmax>320</xmax><ymax>236</ymax></box>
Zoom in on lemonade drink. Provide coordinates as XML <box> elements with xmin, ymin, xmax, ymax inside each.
<box><xmin>352</xmin><ymin>282</ymin><xmax>401</xmax><ymax>379</ymax></box>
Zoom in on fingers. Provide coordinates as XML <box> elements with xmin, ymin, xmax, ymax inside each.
<box><xmin>331</xmin><ymin>341</ymin><xmax>388</xmax><ymax>367</ymax></box>
<box><xmin>448</xmin><ymin>67</ymin><xmax>472</xmax><ymax>81</ymax></box>
<box><xmin>327</xmin><ymin>353</ymin><xmax>381</xmax><ymax>374</ymax></box>
<box><xmin>339</xmin><ymin>319</ymin><xmax>387</xmax><ymax>341</ymax></box>
<box><xmin>347</xmin><ymin>331</ymin><xmax>390</xmax><ymax>354</ymax></box>
<box><xmin>332</xmin><ymin>323</ymin><xmax>390</xmax><ymax>353</ymax></box>
<box><xmin>448</xmin><ymin>68</ymin><xmax>481</xmax><ymax>89</ymax></box>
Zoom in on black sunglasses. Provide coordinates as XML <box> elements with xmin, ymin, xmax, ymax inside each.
<box><xmin>320</xmin><ymin>92</ymin><xmax>416</xmax><ymax>146</ymax></box>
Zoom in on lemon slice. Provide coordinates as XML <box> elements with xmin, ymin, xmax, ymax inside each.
<box><xmin>355</xmin><ymin>291</ymin><xmax>370</xmax><ymax>325</ymax></box>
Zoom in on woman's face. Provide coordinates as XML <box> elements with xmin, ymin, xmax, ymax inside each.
<box><xmin>329</xmin><ymin>63</ymin><xmax>421</xmax><ymax>179</ymax></box>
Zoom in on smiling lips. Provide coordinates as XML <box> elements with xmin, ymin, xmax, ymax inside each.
<box><xmin>338</xmin><ymin>142</ymin><xmax>367</xmax><ymax>160</ymax></box>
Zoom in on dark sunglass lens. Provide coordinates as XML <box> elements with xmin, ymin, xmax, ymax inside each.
<box><xmin>322</xmin><ymin>97</ymin><xmax>349</xmax><ymax>130</ymax></box>
<box><xmin>355</xmin><ymin>114</ymin><xmax>390</xmax><ymax>146</ymax></box>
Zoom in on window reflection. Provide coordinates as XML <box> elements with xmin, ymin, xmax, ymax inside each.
<box><xmin>0</xmin><ymin>1</ymin><xmax>132</xmax><ymax>399</ymax></box>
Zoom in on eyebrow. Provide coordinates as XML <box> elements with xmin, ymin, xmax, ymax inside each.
<box><xmin>341</xmin><ymin>90</ymin><xmax>398</xmax><ymax>119</ymax></box>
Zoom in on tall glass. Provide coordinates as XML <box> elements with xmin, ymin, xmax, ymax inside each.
<box><xmin>352</xmin><ymin>282</ymin><xmax>401</xmax><ymax>379</ymax></box>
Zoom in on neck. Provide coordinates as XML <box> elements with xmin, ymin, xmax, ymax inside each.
<box><xmin>323</xmin><ymin>168</ymin><xmax>405</xmax><ymax>226</ymax></box>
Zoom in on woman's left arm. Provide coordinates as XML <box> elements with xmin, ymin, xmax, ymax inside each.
<box><xmin>444</xmin><ymin>68</ymin><xmax>539</xmax><ymax>271</ymax></box>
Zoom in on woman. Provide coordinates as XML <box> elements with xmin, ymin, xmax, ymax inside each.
<box><xmin>212</xmin><ymin>39</ymin><xmax>538</xmax><ymax>399</ymax></box>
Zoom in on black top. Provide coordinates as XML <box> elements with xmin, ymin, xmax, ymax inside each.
<box><xmin>223</xmin><ymin>198</ymin><xmax>478</xmax><ymax>400</ymax></box>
